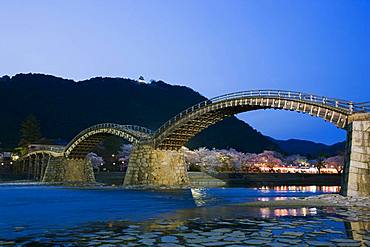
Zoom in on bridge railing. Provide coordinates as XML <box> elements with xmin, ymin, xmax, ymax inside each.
<box><xmin>354</xmin><ymin>101</ymin><xmax>370</xmax><ymax>112</ymax></box>
<box><xmin>154</xmin><ymin>90</ymin><xmax>369</xmax><ymax>137</ymax></box>
<box><xmin>27</xmin><ymin>145</ymin><xmax>65</xmax><ymax>154</ymax></box>
<box><xmin>64</xmin><ymin>123</ymin><xmax>154</xmax><ymax>152</ymax></box>
<box><xmin>123</xmin><ymin>125</ymin><xmax>154</xmax><ymax>135</ymax></box>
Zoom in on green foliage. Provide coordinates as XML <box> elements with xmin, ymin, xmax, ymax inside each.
<box><xmin>14</xmin><ymin>146</ymin><xmax>28</xmax><ymax>156</ymax></box>
<box><xmin>19</xmin><ymin>114</ymin><xmax>42</xmax><ymax>147</ymax></box>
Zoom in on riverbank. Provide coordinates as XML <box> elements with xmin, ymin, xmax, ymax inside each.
<box><xmin>214</xmin><ymin>172</ymin><xmax>341</xmax><ymax>187</ymax></box>
<box><xmin>94</xmin><ymin>171</ymin><xmax>342</xmax><ymax>187</ymax></box>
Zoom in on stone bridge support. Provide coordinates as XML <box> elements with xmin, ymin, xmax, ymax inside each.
<box><xmin>123</xmin><ymin>144</ymin><xmax>189</xmax><ymax>187</ymax></box>
<box><xmin>42</xmin><ymin>157</ymin><xmax>95</xmax><ymax>183</ymax></box>
<box><xmin>342</xmin><ymin>113</ymin><xmax>370</xmax><ymax>197</ymax></box>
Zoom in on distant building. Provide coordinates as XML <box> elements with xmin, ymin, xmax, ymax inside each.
<box><xmin>0</xmin><ymin>152</ymin><xmax>12</xmax><ymax>166</ymax></box>
<box><xmin>138</xmin><ymin>76</ymin><xmax>146</xmax><ymax>84</ymax></box>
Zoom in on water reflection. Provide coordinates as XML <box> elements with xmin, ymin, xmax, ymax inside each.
<box><xmin>0</xmin><ymin>185</ymin><xmax>346</xmax><ymax>240</ymax></box>
<box><xmin>259</xmin><ymin>207</ymin><xmax>317</xmax><ymax>217</ymax></box>
<box><xmin>0</xmin><ymin>185</ymin><xmax>368</xmax><ymax>245</ymax></box>
<box><xmin>190</xmin><ymin>188</ymin><xmax>207</xmax><ymax>206</ymax></box>
<box><xmin>4</xmin><ymin>211</ymin><xmax>365</xmax><ymax>246</ymax></box>
<box><xmin>257</xmin><ymin>196</ymin><xmax>288</xmax><ymax>201</ymax></box>
<box><xmin>259</xmin><ymin>185</ymin><xmax>341</xmax><ymax>193</ymax></box>
<box><xmin>191</xmin><ymin>185</ymin><xmax>340</xmax><ymax>207</ymax></box>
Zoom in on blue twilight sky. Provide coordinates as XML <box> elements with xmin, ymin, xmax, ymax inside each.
<box><xmin>0</xmin><ymin>0</ymin><xmax>369</xmax><ymax>144</ymax></box>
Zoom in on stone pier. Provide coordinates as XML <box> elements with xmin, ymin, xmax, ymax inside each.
<box><xmin>42</xmin><ymin>157</ymin><xmax>95</xmax><ymax>183</ymax></box>
<box><xmin>123</xmin><ymin>144</ymin><xmax>189</xmax><ymax>187</ymax></box>
<box><xmin>342</xmin><ymin>113</ymin><xmax>370</xmax><ymax>197</ymax></box>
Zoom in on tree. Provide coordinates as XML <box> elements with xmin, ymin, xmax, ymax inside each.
<box><xmin>86</xmin><ymin>152</ymin><xmax>104</xmax><ymax>172</ymax></box>
<box><xmin>19</xmin><ymin>114</ymin><xmax>42</xmax><ymax>147</ymax></box>
<box><xmin>324</xmin><ymin>155</ymin><xmax>344</xmax><ymax>174</ymax></box>
<box><xmin>315</xmin><ymin>158</ymin><xmax>325</xmax><ymax>174</ymax></box>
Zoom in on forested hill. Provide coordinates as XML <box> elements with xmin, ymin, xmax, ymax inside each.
<box><xmin>0</xmin><ymin>73</ymin><xmax>278</xmax><ymax>152</ymax></box>
<box><xmin>268</xmin><ymin>137</ymin><xmax>345</xmax><ymax>158</ymax></box>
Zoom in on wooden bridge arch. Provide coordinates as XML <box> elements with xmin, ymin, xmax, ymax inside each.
<box><xmin>16</xmin><ymin>89</ymin><xmax>369</xmax><ymax>196</ymax></box>
<box><xmin>64</xmin><ymin>123</ymin><xmax>153</xmax><ymax>159</ymax></box>
<box><xmin>153</xmin><ymin>90</ymin><xmax>369</xmax><ymax>150</ymax></box>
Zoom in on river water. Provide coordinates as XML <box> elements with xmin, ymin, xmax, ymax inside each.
<box><xmin>0</xmin><ymin>184</ymin><xmax>369</xmax><ymax>246</ymax></box>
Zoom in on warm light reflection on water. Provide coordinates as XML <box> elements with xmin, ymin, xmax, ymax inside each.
<box><xmin>257</xmin><ymin>197</ymin><xmax>288</xmax><ymax>201</ymax></box>
<box><xmin>190</xmin><ymin>188</ymin><xmax>207</xmax><ymax>206</ymax></box>
<box><xmin>190</xmin><ymin>186</ymin><xmax>340</xmax><ymax>207</ymax></box>
<box><xmin>259</xmin><ymin>207</ymin><xmax>318</xmax><ymax>218</ymax></box>
<box><xmin>259</xmin><ymin>185</ymin><xmax>340</xmax><ymax>193</ymax></box>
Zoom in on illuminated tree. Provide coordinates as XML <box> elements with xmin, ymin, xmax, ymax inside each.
<box><xmin>324</xmin><ymin>155</ymin><xmax>344</xmax><ymax>173</ymax></box>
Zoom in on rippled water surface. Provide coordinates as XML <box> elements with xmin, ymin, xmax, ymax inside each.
<box><xmin>1</xmin><ymin>184</ymin><xmax>368</xmax><ymax>246</ymax></box>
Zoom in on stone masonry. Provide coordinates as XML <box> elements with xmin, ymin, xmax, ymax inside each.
<box><xmin>342</xmin><ymin>113</ymin><xmax>370</xmax><ymax>197</ymax></box>
<box><xmin>123</xmin><ymin>144</ymin><xmax>189</xmax><ymax>187</ymax></box>
<box><xmin>43</xmin><ymin>157</ymin><xmax>95</xmax><ymax>183</ymax></box>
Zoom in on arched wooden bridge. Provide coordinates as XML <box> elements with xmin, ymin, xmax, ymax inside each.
<box><xmin>22</xmin><ymin>90</ymin><xmax>369</xmax><ymax>158</ymax></box>
<box><xmin>16</xmin><ymin>89</ymin><xmax>369</xmax><ymax>196</ymax></box>
<box><xmin>153</xmin><ymin>90</ymin><xmax>369</xmax><ymax>150</ymax></box>
<box><xmin>64</xmin><ymin>123</ymin><xmax>153</xmax><ymax>159</ymax></box>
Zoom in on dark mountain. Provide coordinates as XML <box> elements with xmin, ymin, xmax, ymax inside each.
<box><xmin>0</xmin><ymin>73</ymin><xmax>278</xmax><ymax>153</ymax></box>
<box><xmin>268</xmin><ymin>137</ymin><xmax>345</xmax><ymax>158</ymax></box>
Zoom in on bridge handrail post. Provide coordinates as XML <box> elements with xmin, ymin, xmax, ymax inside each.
<box><xmin>349</xmin><ymin>101</ymin><xmax>354</xmax><ymax>114</ymax></box>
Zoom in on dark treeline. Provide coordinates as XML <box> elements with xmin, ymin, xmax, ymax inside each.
<box><xmin>0</xmin><ymin>73</ymin><xmax>277</xmax><ymax>153</ymax></box>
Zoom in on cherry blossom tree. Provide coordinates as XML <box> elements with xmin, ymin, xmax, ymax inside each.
<box><xmin>86</xmin><ymin>152</ymin><xmax>104</xmax><ymax>172</ymax></box>
<box><xmin>324</xmin><ymin>155</ymin><xmax>344</xmax><ymax>173</ymax></box>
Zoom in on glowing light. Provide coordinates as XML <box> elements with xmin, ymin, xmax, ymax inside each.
<box><xmin>190</xmin><ymin>188</ymin><xmax>207</xmax><ymax>206</ymax></box>
<box><xmin>11</xmin><ymin>155</ymin><xmax>19</xmax><ymax>161</ymax></box>
<box><xmin>258</xmin><ymin>185</ymin><xmax>340</xmax><ymax>193</ymax></box>
<box><xmin>260</xmin><ymin>207</ymin><xmax>271</xmax><ymax>218</ymax></box>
